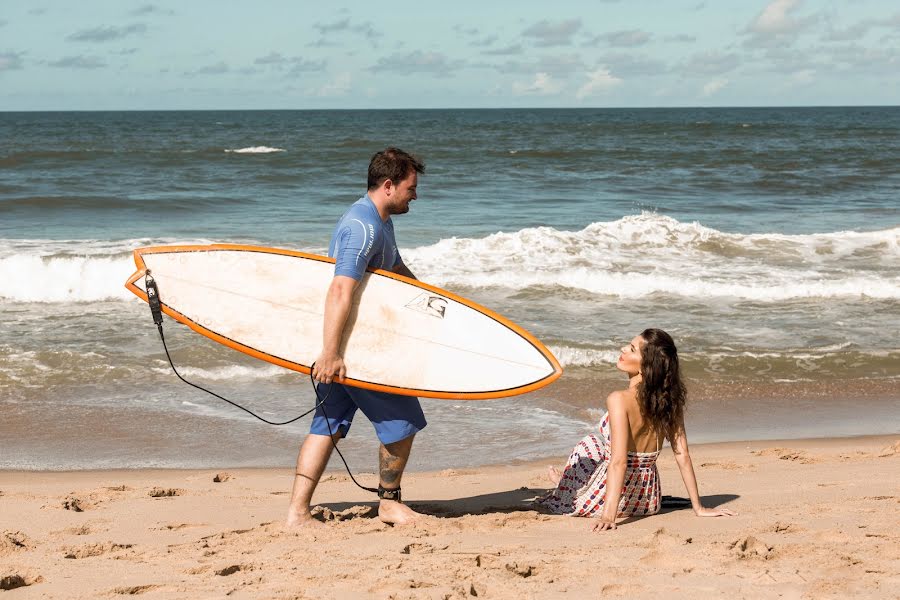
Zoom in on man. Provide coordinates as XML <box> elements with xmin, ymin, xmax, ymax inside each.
<box><xmin>286</xmin><ymin>147</ymin><xmax>427</xmax><ymax>527</ymax></box>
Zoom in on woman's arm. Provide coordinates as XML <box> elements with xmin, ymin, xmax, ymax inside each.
<box><xmin>594</xmin><ymin>392</ymin><xmax>629</xmax><ymax>531</ymax></box>
<box><xmin>671</xmin><ymin>424</ymin><xmax>736</xmax><ymax>518</ymax></box>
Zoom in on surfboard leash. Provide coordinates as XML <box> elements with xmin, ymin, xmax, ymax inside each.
<box><xmin>309</xmin><ymin>366</ymin><xmax>380</xmax><ymax>495</ymax></box>
<box><xmin>144</xmin><ymin>271</ymin><xmax>379</xmax><ymax>495</ymax></box>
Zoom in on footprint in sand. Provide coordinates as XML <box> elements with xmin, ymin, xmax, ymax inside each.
<box><xmin>730</xmin><ymin>535</ymin><xmax>774</xmax><ymax>560</ymax></box>
<box><xmin>401</xmin><ymin>542</ymin><xmax>432</xmax><ymax>554</ymax></box>
<box><xmin>878</xmin><ymin>440</ymin><xmax>900</xmax><ymax>457</ymax></box>
<box><xmin>154</xmin><ymin>523</ymin><xmax>207</xmax><ymax>531</ymax></box>
<box><xmin>638</xmin><ymin>528</ymin><xmax>695</xmax><ymax>566</ymax></box>
<box><xmin>62</xmin><ymin>542</ymin><xmax>134</xmax><ymax>559</ymax></box>
<box><xmin>637</xmin><ymin>527</ymin><xmax>692</xmax><ymax>550</ymax></box>
<box><xmin>401</xmin><ymin>542</ymin><xmax>449</xmax><ymax>554</ymax></box>
<box><xmin>700</xmin><ymin>460</ymin><xmax>749</xmax><ymax>470</ymax></box>
<box><xmin>59</xmin><ymin>488</ymin><xmax>129</xmax><ymax>512</ymax></box>
<box><xmin>104</xmin><ymin>485</ymin><xmax>132</xmax><ymax>492</ymax></box>
<box><xmin>772</xmin><ymin>521</ymin><xmax>799</xmax><ymax>533</ymax></box>
<box><xmin>215</xmin><ymin>564</ymin><xmax>253</xmax><ymax>576</ymax></box>
<box><xmin>148</xmin><ymin>488</ymin><xmax>183</xmax><ymax>498</ymax></box>
<box><xmin>198</xmin><ymin>528</ymin><xmax>252</xmax><ymax>544</ymax></box>
<box><xmin>602</xmin><ymin>583</ymin><xmax>651</xmax><ymax>595</ymax></box>
<box><xmin>752</xmin><ymin>448</ymin><xmax>817</xmax><ymax>464</ymax></box>
<box><xmin>110</xmin><ymin>584</ymin><xmax>160</xmax><ymax>595</ymax></box>
<box><xmin>61</xmin><ymin>496</ymin><xmax>90</xmax><ymax>512</ymax></box>
<box><xmin>2</xmin><ymin>574</ymin><xmax>43</xmax><ymax>591</ymax></box>
<box><xmin>59</xmin><ymin>525</ymin><xmax>93</xmax><ymax>536</ymax></box>
<box><xmin>0</xmin><ymin>531</ymin><xmax>30</xmax><ymax>555</ymax></box>
<box><xmin>505</xmin><ymin>562</ymin><xmax>537</xmax><ymax>578</ymax></box>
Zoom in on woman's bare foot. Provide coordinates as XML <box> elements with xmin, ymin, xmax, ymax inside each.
<box><xmin>547</xmin><ymin>466</ymin><xmax>562</xmax><ymax>486</ymax></box>
<box><xmin>378</xmin><ymin>500</ymin><xmax>423</xmax><ymax>525</ymax></box>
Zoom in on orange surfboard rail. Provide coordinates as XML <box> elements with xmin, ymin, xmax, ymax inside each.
<box><xmin>125</xmin><ymin>244</ymin><xmax>563</xmax><ymax>400</ymax></box>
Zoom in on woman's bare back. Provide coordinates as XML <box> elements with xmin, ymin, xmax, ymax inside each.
<box><xmin>615</xmin><ymin>387</ymin><xmax>663</xmax><ymax>453</ymax></box>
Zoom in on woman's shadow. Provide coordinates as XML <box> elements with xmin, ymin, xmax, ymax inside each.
<box><xmin>315</xmin><ymin>488</ymin><xmax>740</xmax><ymax>520</ymax></box>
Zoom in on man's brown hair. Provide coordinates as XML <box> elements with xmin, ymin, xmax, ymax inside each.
<box><xmin>367</xmin><ymin>147</ymin><xmax>425</xmax><ymax>190</ymax></box>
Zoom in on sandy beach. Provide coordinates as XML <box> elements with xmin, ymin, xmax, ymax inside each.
<box><xmin>2</xmin><ymin>434</ymin><xmax>897</xmax><ymax>599</ymax></box>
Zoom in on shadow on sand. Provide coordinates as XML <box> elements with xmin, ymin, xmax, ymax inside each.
<box><xmin>314</xmin><ymin>489</ymin><xmax>740</xmax><ymax>520</ymax></box>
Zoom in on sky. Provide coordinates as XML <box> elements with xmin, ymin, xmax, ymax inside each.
<box><xmin>0</xmin><ymin>0</ymin><xmax>898</xmax><ymax>110</ymax></box>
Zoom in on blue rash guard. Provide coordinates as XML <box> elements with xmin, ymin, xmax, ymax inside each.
<box><xmin>329</xmin><ymin>195</ymin><xmax>403</xmax><ymax>279</ymax></box>
<box><xmin>310</xmin><ymin>194</ymin><xmax>426</xmax><ymax>445</ymax></box>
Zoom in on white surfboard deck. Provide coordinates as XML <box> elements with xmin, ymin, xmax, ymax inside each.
<box><xmin>125</xmin><ymin>244</ymin><xmax>562</xmax><ymax>399</ymax></box>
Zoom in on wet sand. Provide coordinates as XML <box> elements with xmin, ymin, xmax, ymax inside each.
<box><xmin>3</xmin><ymin>374</ymin><xmax>898</xmax><ymax>471</ymax></box>
<box><xmin>2</xmin><ymin>435</ymin><xmax>898</xmax><ymax>599</ymax></box>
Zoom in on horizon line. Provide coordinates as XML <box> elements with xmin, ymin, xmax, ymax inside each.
<box><xmin>2</xmin><ymin>103</ymin><xmax>900</xmax><ymax>113</ymax></box>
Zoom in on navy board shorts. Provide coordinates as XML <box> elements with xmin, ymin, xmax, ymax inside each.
<box><xmin>309</xmin><ymin>382</ymin><xmax>427</xmax><ymax>445</ymax></box>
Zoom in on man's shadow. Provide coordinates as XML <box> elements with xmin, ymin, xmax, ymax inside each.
<box><xmin>315</xmin><ymin>489</ymin><xmax>740</xmax><ymax>520</ymax></box>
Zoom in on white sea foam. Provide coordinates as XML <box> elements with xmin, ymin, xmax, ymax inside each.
<box><xmin>550</xmin><ymin>346</ymin><xmax>619</xmax><ymax>367</ymax></box>
<box><xmin>547</xmin><ymin>343</ymin><xmax>888</xmax><ymax>369</ymax></box>
<box><xmin>404</xmin><ymin>213</ymin><xmax>900</xmax><ymax>301</ymax></box>
<box><xmin>150</xmin><ymin>364</ymin><xmax>289</xmax><ymax>381</ymax></box>
<box><xmin>2</xmin><ymin>253</ymin><xmax>135</xmax><ymax>302</ymax></box>
<box><xmin>2</xmin><ymin>215</ymin><xmax>898</xmax><ymax>303</ymax></box>
<box><xmin>0</xmin><ymin>237</ymin><xmax>214</xmax><ymax>303</ymax></box>
<box><xmin>224</xmin><ymin>146</ymin><xmax>285</xmax><ymax>154</ymax></box>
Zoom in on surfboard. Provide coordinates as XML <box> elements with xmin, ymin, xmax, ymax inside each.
<box><xmin>125</xmin><ymin>244</ymin><xmax>562</xmax><ymax>399</ymax></box>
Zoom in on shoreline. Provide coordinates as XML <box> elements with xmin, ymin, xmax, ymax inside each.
<box><xmin>1</xmin><ymin>431</ymin><xmax>897</xmax><ymax>475</ymax></box>
<box><xmin>3</xmin><ymin>377</ymin><xmax>898</xmax><ymax>472</ymax></box>
<box><xmin>2</xmin><ymin>434</ymin><xmax>898</xmax><ymax>598</ymax></box>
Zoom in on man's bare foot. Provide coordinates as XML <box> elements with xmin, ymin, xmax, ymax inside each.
<box><xmin>285</xmin><ymin>509</ymin><xmax>327</xmax><ymax>529</ymax></box>
<box><xmin>378</xmin><ymin>500</ymin><xmax>423</xmax><ymax>525</ymax></box>
<box><xmin>547</xmin><ymin>465</ymin><xmax>562</xmax><ymax>486</ymax></box>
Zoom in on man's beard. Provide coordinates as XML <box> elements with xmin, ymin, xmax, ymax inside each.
<box><xmin>390</xmin><ymin>200</ymin><xmax>411</xmax><ymax>215</ymax></box>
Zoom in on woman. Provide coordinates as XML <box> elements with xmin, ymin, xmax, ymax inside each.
<box><xmin>536</xmin><ymin>328</ymin><xmax>735</xmax><ymax>530</ymax></box>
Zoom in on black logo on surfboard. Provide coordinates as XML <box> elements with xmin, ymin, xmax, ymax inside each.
<box><xmin>405</xmin><ymin>293</ymin><xmax>448</xmax><ymax>319</ymax></box>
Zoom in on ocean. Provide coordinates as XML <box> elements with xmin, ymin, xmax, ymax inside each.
<box><xmin>1</xmin><ymin>107</ymin><xmax>898</xmax><ymax>472</ymax></box>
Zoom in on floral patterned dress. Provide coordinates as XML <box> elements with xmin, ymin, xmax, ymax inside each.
<box><xmin>536</xmin><ymin>410</ymin><xmax>661</xmax><ymax>517</ymax></box>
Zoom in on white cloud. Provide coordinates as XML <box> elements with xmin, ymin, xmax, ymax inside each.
<box><xmin>823</xmin><ymin>43</ymin><xmax>900</xmax><ymax>72</ymax></box>
<box><xmin>131</xmin><ymin>4</ymin><xmax>175</xmax><ymax>17</ymax></box>
<box><xmin>792</xmin><ymin>69</ymin><xmax>815</xmax><ymax>84</ymax></box>
<box><xmin>48</xmin><ymin>55</ymin><xmax>107</xmax><ymax>69</ymax></box>
<box><xmin>67</xmin><ymin>23</ymin><xmax>147</xmax><ymax>43</ymax></box>
<box><xmin>512</xmin><ymin>72</ymin><xmax>562</xmax><ymax>96</ymax></box>
<box><xmin>750</xmin><ymin>0</ymin><xmax>802</xmax><ymax>34</ymax></box>
<box><xmin>576</xmin><ymin>68</ymin><xmax>622</xmax><ymax>99</ymax></box>
<box><xmin>372</xmin><ymin>51</ymin><xmax>462</xmax><ymax>76</ymax></box>
<box><xmin>187</xmin><ymin>61</ymin><xmax>229</xmax><ymax>76</ymax></box>
<box><xmin>744</xmin><ymin>0</ymin><xmax>820</xmax><ymax>48</ymax></box>
<box><xmin>522</xmin><ymin>19</ymin><xmax>582</xmax><ymax>47</ymax></box>
<box><xmin>700</xmin><ymin>78</ymin><xmax>728</xmax><ymax>97</ymax></box>
<box><xmin>315</xmin><ymin>73</ymin><xmax>351</xmax><ymax>97</ymax></box>
<box><xmin>254</xmin><ymin>52</ymin><xmax>325</xmax><ymax>74</ymax></box>
<box><xmin>683</xmin><ymin>51</ymin><xmax>740</xmax><ymax>76</ymax></box>
<box><xmin>666</xmin><ymin>34</ymin><xmax>696</xmax><ymax>43</ymax></box>
<box><xmin>494</xmin><ymin>54</ymin><xmax>584</xmax><ymax>75</ymax></box>
<box><xmin>823</xmin><ymin>22</ymin><xmax>872</xmax><ymax>43</ymax></box>
<box><xmin>0</xmin><ymin>51</ymin><xmax>25</xmax><ymax>71</ymax></box>
<box><xmin>482</xmin><ymin>44</ymin><xmax>523</xmax><ymax>57</ymax></box>
<box><xmin>592</xmin><ymin>30</ymin><xmax>652</xmax><ymax>48</ymax></box>
<box><xmin>599</xmin><ymin>53</ymin><xmax>667</xmax><ymax>76</ymax></box>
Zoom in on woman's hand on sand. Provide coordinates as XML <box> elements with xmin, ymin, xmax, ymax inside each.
<box><xmin>592</xmin><ymin>518</ymin><xmax>617</xmax><ymax>532</ymax></box>
<box><xmin>695</xmin><ymin>506</ymin><xmax>737</xmax><ymax>517</ymax></box>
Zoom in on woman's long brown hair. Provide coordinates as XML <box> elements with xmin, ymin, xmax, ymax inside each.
<box><xmin>636</xmin><ymin>328</ymin><xmax>686</xmax><ymax>440</ymax></box>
